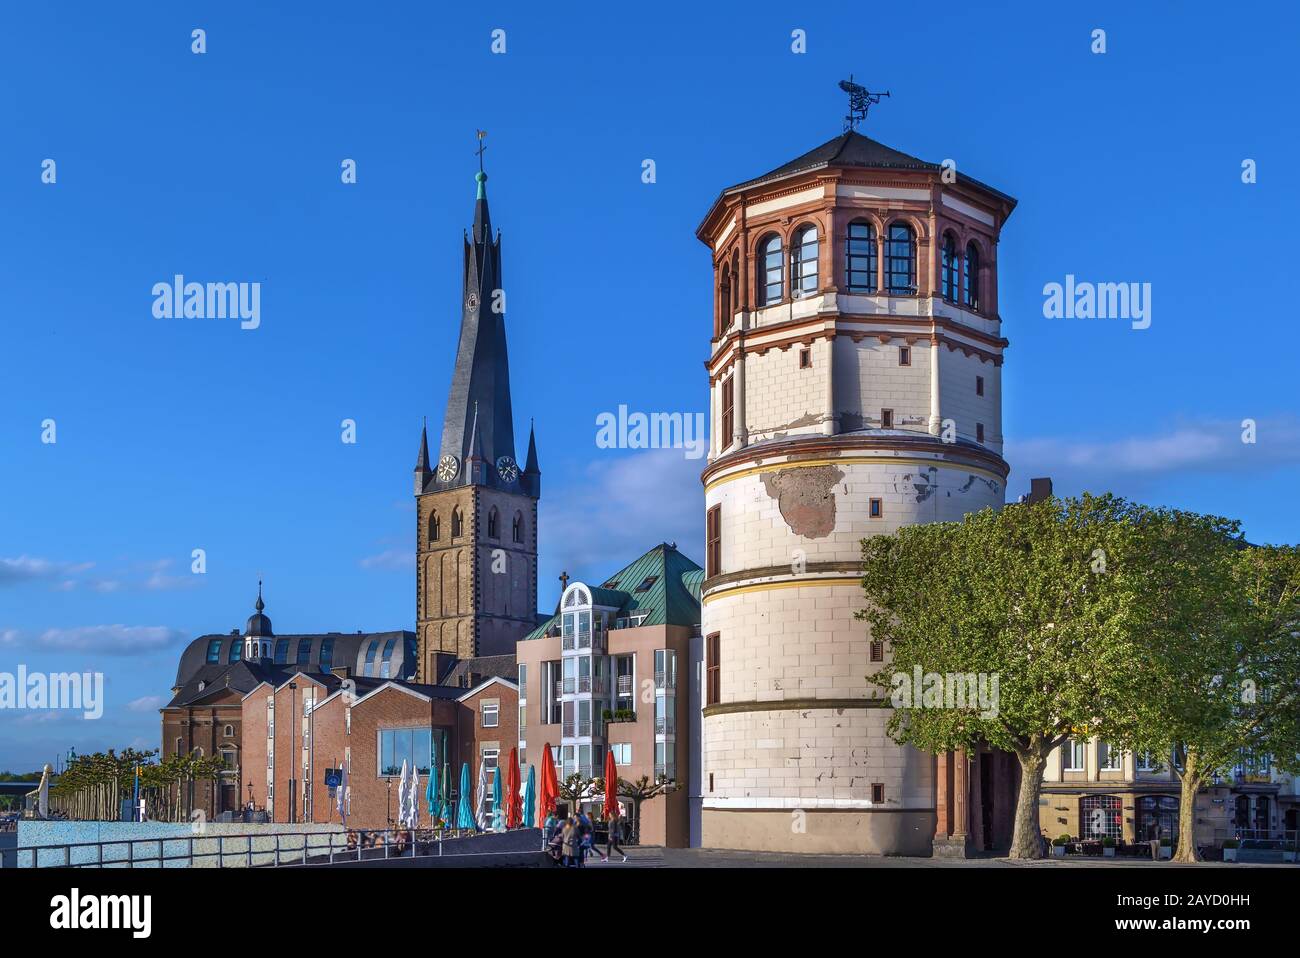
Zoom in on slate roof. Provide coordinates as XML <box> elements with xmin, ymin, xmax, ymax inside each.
<box><xmin>523</xmin><ymin>543</ymin><xmax>703</xmax><ymax>640</ymax></box>
<box><xmin>172</xmin><ymin>630</ymin><xmax>415</xmax><ymax>691</ymax></box>
<box><xmin>698</xmin><ymin>130</ymin><xmax>1016</xmax><ymax>235</ymax></box>
<box><xmin>437</xmin><ymin>653</ymin><xmax>519</xmax><ymax>687</ymax></box>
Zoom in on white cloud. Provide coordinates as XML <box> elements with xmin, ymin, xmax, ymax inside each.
<box><xmin>542</xmin><ymin>448</ymin><xmax>704</xmax><ymax>575</ymax></box>
<box><xmin>0</xmin><ymin>556</ymin><xmax>93</xmax><ymax>587</ymax></box>
<box><xmin>359</xmin><ymin>549</ymin><xmax>412</xmax><ymax>571</ymax></box>
<box><xmin>2</xmin><ymin>625</ymin><xmax>188</xmax><ymax>656</ymax></box>
<box><xmin>1008</xmin><ymin>417</ymin><xmax>1300</xmax><ymax>496</ymax></box>
<box><xmin>126</xmin><ymin>696</ymin><xmax>163</xmax><ymax>712</ymax></box>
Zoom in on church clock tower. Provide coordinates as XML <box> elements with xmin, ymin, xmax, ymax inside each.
<box><xmin>414</xmin><ymin>162</ymin><xmax>541</xmax><ymax>679</ymax></box>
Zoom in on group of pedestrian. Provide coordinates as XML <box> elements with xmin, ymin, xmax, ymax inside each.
<box><xmin>544</xmin><ymin>806</ymin><xmax>628</xmax><ymax>867</ymax></box>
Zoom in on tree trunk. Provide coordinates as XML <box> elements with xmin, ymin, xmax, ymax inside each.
<box><xmin>1009</xmin><ymin>748</ymin><xmax>1048</xmax><ymax>859</ymax></box>
<box><xmin>1172</xmin><ymin>750</ymin><xmax>1202</xmax><ymax>863</ymax></box>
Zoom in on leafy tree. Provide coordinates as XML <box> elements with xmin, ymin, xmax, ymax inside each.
<box><xmin>1131</xmin><ymin>537</ymin><xmax>1300</xmax><ymax>862</ymax></box>
<box><xmin>859</xmin><ymin>493</ymin><xmax>1156</xmax><ymax>859</ymax></box>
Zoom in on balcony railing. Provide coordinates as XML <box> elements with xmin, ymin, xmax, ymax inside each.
<box><xmin>577</xmin><ymin>676</ymin><xmax>591</xmax><ymax>693</ymax></box>
<box><xmin>655</xmin><ymin>717</ymin><xmax>675</xmax><ymax>735</ymax></box>
<box><xmin>617</xmin><ymin>675</ymin><xmax>633</xmax><ymax>695</ymax></box>
<box><xmin>554</xmin><ymin>681</ymin><xmax>564</xmax><ymax>699</ymax></box>
<box><xmin>562</xmin><ymin>678</ymin><xmax>575</xmax><ymax>694</ymax></box>
<box><xmin>578</xmin><ymin>720</ymin><xmax>591</xmax><ymax>737</ymax></box>
<box><xmin>562</xmin><ymin>634</ymin><xmax>575</xmax><ymax>651</ymax></box>
<box><xmin>562</xmin><ymin>722</ymin><xmax>575</xmax><ymax>737</ymax></box>
<box><xmin>591</xmin><ymin>677</ymin><xmax>608</xmax><ymax>696</ymax></box>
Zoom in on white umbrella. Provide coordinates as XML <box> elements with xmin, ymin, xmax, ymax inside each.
<box><xmin>397</xmin><ymin>759</ymin><xmax>410</xmax><ymax>830</ymax></box>
<box><xmin>407</xmin><ymin>768</ymin><xmax>420</xmax><ymax>828</ymax></box>
<box><xmin>475</xmin><ymin>758</ymin><xmax>488</xmax><ymax>831</ymax></box>
<box><xmin>336</xmin><ymin>760</ymin><xmax>348</xmax><ymax>822</ymax></box>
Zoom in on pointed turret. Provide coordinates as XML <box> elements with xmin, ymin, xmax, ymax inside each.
<box><xmin>523</xmin><ymin>419</ymin><xmax>541</xmax><ymax>497</ymax></box>
<box><xmin>414</xmin><ymin>420</ymin><xmax>432</xmax><ymax>494</ymax></box>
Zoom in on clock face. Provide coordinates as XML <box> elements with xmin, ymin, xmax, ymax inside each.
<box><xmin>437</xmin><ymin>454</ymin><xmax>459</xmax><ymax>483</ymax></box>
<box><xmin>496</xmin><ymin>455</ymin><xmax>518</xmax><ymax>482</ymax></box>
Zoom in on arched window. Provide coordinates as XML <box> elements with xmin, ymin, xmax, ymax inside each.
<box><xmin>228</xmin><ymin>642</ymin><xmax>242</xmax><ymax>664</ymax></box>
<box><xmin>790</xmin><ymin>225</ymin><xmax>819</xmax><ymax>298</ymax></box>
<box><xmin>380</xmin><ymin>637</ymin><xmax>397</xmax><ymax>679</ymax></box>
<box><xmin>428</xmin><ymin>510</ymin><xmax>440</xmax><ymax>542</ymax></box>
<box><xmin>488</xmin><ymin>506</ymin><xmax>499</xmax><ymax>539</ymax></box>
<box><xmin>451</xmin><ymin>508</ymin><xmax>463</xmax><ymax>538</ymax></box>
<box><xmin>512</xmin><ymin>511</ymin><xmax>523</xmax><ymax>544</ymax></box>
<box><xmin>963</xmin><ymin>242</ymin><xmax>980</xmax><ymax>309</ymax></box>
<box><xmin>941</xmin><ymin>233</ymin><xmax>958</xmax><ymax>301</ymax></box>
<box><xmin>274</xmin><ymin>638</ymin><xmax>288</xmax><ymax>664</ymax></box>
<box><xmin>223</xmin><ymin>724</ymin><xmax>234</xmax><ymax>738</ymax></box>
<box><xmin>364</xmin><ymin>639</ymin><xmax>379</xmax><ymax>677</ymax></box>
<box><xmin>845</xmin><ymin>221</ymin><xmax>877</xmax><ymax>292</ymax></box>
<box><xmin>319</xmin><ymin>637</ymin><xmax>334</xmax><ymax>673</ymax></box>
<box><xmin>718</xmin><ymin>264</ymin><xmax>732</xmax><ymax>331</ymax></box>
<box><xmin>206</xmin><ymin>639</ymin><xmax>222</xmax><ymax>664</ymax></box>
<box><xmin>757</xmin><ymin>234</ymin><xmax>783</xmax><ymax>306</ymax></box>
<box><xmin>296</xmin><ymin>638</ymin><xmax>311</xmax><ymax>663</ymax></box>
<box><xmin>886</xmin><ymin>223</ymin><xmax>916</xmax><ymax>294</ymax></box>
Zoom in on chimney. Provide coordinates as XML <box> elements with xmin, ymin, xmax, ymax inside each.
<box><xmin>1027</xmin><ymin>477</ymin><xmax>1053</xmax><ymax>504</ymax></box>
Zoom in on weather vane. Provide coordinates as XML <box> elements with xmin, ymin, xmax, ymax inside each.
<box><xmin>475</xmin><ymin>129</ymin><xmax>488</xmax><ymax>171</ymax></box>
<box><xmin>839</xmin><ymin>75</ymin><xmax>890</xmax><ymax>132</ymax></box>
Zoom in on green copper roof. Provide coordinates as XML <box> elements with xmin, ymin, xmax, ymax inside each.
<box><xmin>523</xmin><ymin>543</ymin><xmax>703</xmax><ymax>640</ymax></box>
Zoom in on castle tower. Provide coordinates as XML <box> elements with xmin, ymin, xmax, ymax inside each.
<box><xmin>414</xmin><ymin>165</ymin><xmax>540</xmax><ymax>678</ymax></box>
<box><xmin>696</xmin><ymin>128</ymin><xmax>1016</xmax><ymax>854</ymax></box>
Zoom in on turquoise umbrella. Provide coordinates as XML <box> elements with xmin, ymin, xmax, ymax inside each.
<box><xmin>425</xmin><ymin>760</ymin><xmax>439</xmax><ymax>816</ymax></box>
<box><xmin>491</xmin><ymin>765</ymin><xmax>504</xmax><ymax>831</ymax></box>
<box><xmin>455</xmin><ymin>763</ymin><xmax>476</xmax><ymax>829</ymax></box>
<box><xmin>523</xmin><ymin>765</ymin><xmax>536</xmax><ymax>829</ymax></box>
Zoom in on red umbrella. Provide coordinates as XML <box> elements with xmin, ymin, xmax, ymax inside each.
<box><xmin>602</xmin><ymin>747</ymin><xmax>619</xmax><ymax>820</ymax></box>
<box><xmin>505</xmin><ymin>746</ymin><xmax>522</xmax><ymax>829</ymax></box>
<box><xmin>538</xmin><ymin>742</ymin><xmax>559</xmax><ymax>827</ymax></box>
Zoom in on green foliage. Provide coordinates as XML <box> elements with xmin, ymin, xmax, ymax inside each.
<box><xmin>859</xmin><ymin>493</ymin><xmax>1156</xmax><ymax>759</ymax></box>
<box><xmin>1053</xmin><ymin>834</ymin><xmax>1070</xmax><ymax>846</ymax></box>
<box><xmin>1222</xmin><ymin>838</ymin><xmax>1239</xmax><ymax>849</ymax></box>
<box><xmin>1101</xmin><ymin>836</ymin><xmax>1116</xmax><ymax>847</ymax></box>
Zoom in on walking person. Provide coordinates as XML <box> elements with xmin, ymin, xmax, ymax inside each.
<box><xmin>561</xmin><ymin>817</ymin><xmax>577</xmax><ymax>868</ymax></box>
<box><xmin>576</xmin><ymin>809</ymin><xmax>593</xmax><ymax>867</ymax></box>
<box><xmin>605</xmin><ymin>806</ymin><xmax>627</xmax><ymax>863</ymax></box>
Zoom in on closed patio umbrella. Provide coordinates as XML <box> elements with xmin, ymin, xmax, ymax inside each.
<box><xmin>523</xmin><ymin>765</ymin><xmax>536</xmax><ymax>831</ymax></box>
<box><xmin>506</xmin><ymin>748</ymin><xmax>522</xmax><ymax>829</ymax></box>
<box><xmin>475</xmin><ymin>758</ymin><xmax>489</xmax><ymax>831</ymax></box>
<box><xmin>538</xmin><ymin>743</ymin><xmax>559</xmax><ymax>827</ymax></box>
<box><xmin>602</xmin><ymin>748</ymin><xmax>619</xmax><ymax>820</ymax></box>
<box><xmin>455</xmin><ymin>762</ymin><xmax>475</xmax><ymax>830</ymax></box>
<box><xmin>397</xmin><ymin>759</ymin><xmax>410</xmax><ymax>828</ymax></box>
<box><xmin>491</xmin><ymin>763</ymin><xmax>504</xmax><ymax>832</ymax></box>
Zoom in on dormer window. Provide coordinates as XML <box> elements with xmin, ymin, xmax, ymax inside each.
<box><xmin>634</xmin><ymin>575</ymin><xmax>658</xmax><ymax>593</ymax></box>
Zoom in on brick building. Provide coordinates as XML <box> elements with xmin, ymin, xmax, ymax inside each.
<box><xmin>160</xmin><ymin>586</ymin><xmax>418</xmax><ymax>820</ymax></box>
<box><xmin>240</xmin><ymin>670</ymin><xmax>518</xmax><ymax>830</ymax></box>
<box><xmin>517</xmin><ymin>542</ymin><xmax>703</xmax><ymax>847</ymax></box>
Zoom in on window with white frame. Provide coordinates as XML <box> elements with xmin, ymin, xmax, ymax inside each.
<box><xmin>1063</xmin><ymin>739</ymin><xmax>1086</xmax><ymax>772</ymax></box>
<box><xmin>1137</xmin><ymin>751</ymin><xmax>1157</xmax><ymax>771</ymax></box>
<box><xmin>609</xmin><ymin>743</ymin><xmax>631</xmax><ymax>765</ymax></box>
<box><xmin>481</xmin><ymin>702</ymin><xmax>499</xmax><ymax>728</ymax></box>
<box><xmin>1098</xmin><ymin>742</ymin><xmax>1123</xmax><ymax>770</ymax></box>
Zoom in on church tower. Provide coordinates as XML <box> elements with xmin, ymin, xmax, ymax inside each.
<box><xmin>414</xmin><ymin>163</ymin><xmax>540</xmax><ymax>679</ymax></box>
<box><xmin>696</xmin><ymin>124</ymin><xmax>1016</xmax><ymax>855</ymax></box>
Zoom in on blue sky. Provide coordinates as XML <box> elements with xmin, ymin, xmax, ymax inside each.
<box><xmin>2</xmin><ymin>1</ymin><xmax>1297</xmax><ymax>770</ymax></box>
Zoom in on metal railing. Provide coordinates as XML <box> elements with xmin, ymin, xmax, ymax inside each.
<box><xmin>562</xmin><ymin>722</ymin><xmax>575</xmax><ymax>737</ymax></box>
<box><xmin>578</xmin><ymin>720</ymin><xmax>591</xmax><ymax>737</ymax></box>
<box><xmin>616</xmin><ymin>676</ymin><xmax>633</xmax><ymax>695</ymax></box>
<box><xmin>562</xmin><ymin>678</ymin><xmax>575</xmax><ymax>694</ymax></box>
<box><xmin>577</xmin><ymin>676</ymin><xmax>591</xmax><ymax>693</ymax></box>
<box><xmin>12</xmin><ymin>828</ymin><xmax>474</xmax><ymax>869</ymax></box>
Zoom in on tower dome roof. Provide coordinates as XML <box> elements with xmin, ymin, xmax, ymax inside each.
<box><xmin>244</xmin><ymin>582</ymin><xmax>273</xmax><ymax>638</ymax></box>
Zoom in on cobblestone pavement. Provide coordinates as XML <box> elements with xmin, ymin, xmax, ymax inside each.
<box><xmin>644</xmin><ymin>847</ymin><xmax>1295</xmax><ymax>868</ymax></box>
